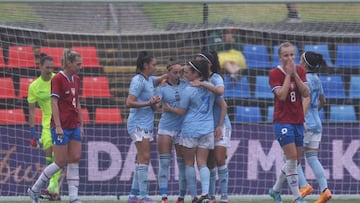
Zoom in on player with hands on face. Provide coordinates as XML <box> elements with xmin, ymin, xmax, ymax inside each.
<box><xmin>268</xmin><ymin>42</ymin><xmax>309</xmax><ymax>203</ymax></box>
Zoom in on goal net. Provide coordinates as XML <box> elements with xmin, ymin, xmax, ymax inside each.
<box><xmin>0</xmin><ymin>0</ymin><xmax>359</xmax><ymax>199</ymax></box>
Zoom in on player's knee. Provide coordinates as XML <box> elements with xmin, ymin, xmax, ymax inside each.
<box><xmin>55</xmin><ymin>160</ymin><xmax>67</xmax><ymax>168</ymax></box>
<box><xmin>285</xmin><ymin>159</ymin><xmax>297</xmax><ymax>175</ymax></box>
<box><xmin>68</xmin><ymin>154</ymin><xmax>81</xmax><ymax>163</ymax></box>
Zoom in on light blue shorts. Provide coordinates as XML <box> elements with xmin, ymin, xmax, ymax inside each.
<box><xmin>157</xmin><ymin>129</ymin><xmax>182</xmax><ymax>144</ymax></box>
<box><xmin>130</xmin><ymin>127</ymin><xmax>154</xmax><ymax>142</ymax></box>
<box><xmin>215</xmin><ymin>126</ymin><xmax>232</xmax><ymax>148</ymax></box>
<box><xmin>182</xmin><ymin>132</ymin><xmax>214</xmax><ymax>149</ymax></box>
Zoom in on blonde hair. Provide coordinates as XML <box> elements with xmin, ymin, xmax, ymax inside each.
<box><xmin>61</xmin><ymin>48</ymin><xmax>81</xmax><ymax>67</ymax></box>
<box><xmin>278</xmin><ymin>41</ymin><xmax>294</xmax><ymax>56</ymax></box>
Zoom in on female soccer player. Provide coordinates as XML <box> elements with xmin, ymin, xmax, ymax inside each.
<box><xmin>28</xmin><ymin>53</ymin><xmax>62</xmax><ymax>201</ymax></box>
<box><xmin>193</xmin><ymin>52</ymin><xmax>224</xmax><ymax>96</ymax></box>
<box><xmin>156</xmin><ymin>61</ymin><xmax>188</xmax><ymax>203</ymax></box>
<box><xmin>195</xmin><ymin>52</ymin><xmax>231</xmax><ymax>203</ymax></box>
<box><xmin>297</xmin><ymin>51</ymin><xmax>332</xmax><ymax>203</ymax></box>
<box><xmin>268</xmin><ymin>42</ymin><xmax>309</xmax><ymax>203</ymax></box>
<box><xmin>28</xmin><ymin>49</ymin><xmax>83</xmax><ymax>203</ymax></box>
<box><xmin>163</xmin><ymin>60</ymin><xmax>215</xmax><ymax>203</ymax></box>
<box><xmin>126</xmin><ymin>51</ymin><xmax>161</xmax><ymax>203</ymax></box>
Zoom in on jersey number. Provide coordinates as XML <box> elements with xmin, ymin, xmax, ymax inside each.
<box><xmin>200</xmin><ymin>96</ymin><xmax>210</xmax><ymax>114</ymax></box>
<box><xmin>290</xmin><ymin>91</ymin><xmax>296</xmax><ymax>102</ymax></box>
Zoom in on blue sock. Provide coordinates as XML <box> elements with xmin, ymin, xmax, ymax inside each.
<box><xmin>297</xmin><ymin>164</ymin><xmax>308</xmax><ymax>188</ymax></box>
<box><xmin>130</xmin><ymin>164</ymin><xmax>139</xmax><ymax>196</ymax></box>
<box><xmin>185</xmin><ymin>165</ymin><xmax>197</xmax><ymax>198</ymax></box>
<box><xmin>199</xmin><ymin>165</ymin><xmax>210</xmax><ymax>195</ymax></box>
<box><xmin>209</xmin><ymin>168</ymin><xmax>216</xmax><ymax>198</ymax></box>
<box><xmin>137</xmin><ymin>164</ymin><xmax>149</xmax><ymax>198</ymax></box>
<box><xmin>158</xmin><ymin>154</ymin><xmax>171</xmax><ymax>197</ymax></box>
<box><xmin>177</xmin><ymin>157</ymin><xmax>186</xmax><ymax>197</ymax></box>
<box><xmin>306</xmin><ymin>151</ymin><xmax>328</xmax><ymax>192</ymax></box>
<box><xmin>217</xmin><ymin>165</ymin><xmax>228</xmax><ymax>197</ymax></box>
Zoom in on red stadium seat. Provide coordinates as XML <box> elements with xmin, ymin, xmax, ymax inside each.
<box><xmin>18</xmin><ymin>77</ymin><xmax>36</xmax><ymax>98</ymax></box>
<box><xmin>72</xmin><ymin>46</ymin><xmax>102</xmax><ymax>68</ymax></box>
<box><xmin>0</xmin><ymin>47</ymin><xmax>6</xmax><ymax>68</ymax></box>
<box><xmin>0</xmin><ymin>109</ymin><xmax>26</xmax><ymax>125</ymax></box>
<box><xmin>81</xmin><ymin>108</ymin><xmax>91</xmax><ymax>125</ymax></box>
<box><xmin>81</xmin><ymin>76</ymin><xmax>112</xmax><ymax>98</ymax></box>
<box><xmin>35</xmin><ymin>108</ymin><xmax>90</xmax><ymax>125</ymax></box>
<box><xmin>7</xmin><ymin>46</ymin><xmax>36</xmax><ymax>68</ymax></box>
<box><xmin>95</xmin><ymin>108</ymin><xmax>122</xmax><ymax>124</ymax></box>
<box><xmin>0</xmin><ymin>77</ymin><xmax>16</xmax><ymax>99</ymax></box>
<box><xmin>40</xmin><ymin>47</ymin><xmax>64</xmax><ymax>68</ymax></box>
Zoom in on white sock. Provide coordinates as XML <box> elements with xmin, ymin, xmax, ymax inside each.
<box><xmin>67</xmin><ymin>163</ymin><xmax>80</xmax><ymax>201</ymax></box>
<box><xmin>273</xmin><ymin>164</ymin><xmax>286</xmax><ymax>192</ymax></box>
<box><xmin>285</xmin><ymin>159</ymin><xmax>300</xmax><ymax>198</ymax></box>
<box><xmin>32</xmin><ymin>163</ymin><xmax>61</xmax><ymax>192</ymax></box>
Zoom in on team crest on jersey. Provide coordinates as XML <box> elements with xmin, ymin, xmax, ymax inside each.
<box><xmin>71</xmin><ymin>88</ymin><xmax>75</xmax><ymax>95</ymax></box>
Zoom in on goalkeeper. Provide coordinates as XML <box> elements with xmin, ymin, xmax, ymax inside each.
<box><xmin>28</xmin><ymin>53</ymin><xmax>62</xmax><ymax>201</ymax></box>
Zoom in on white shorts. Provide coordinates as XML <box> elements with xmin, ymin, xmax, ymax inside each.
<box><xmin>157</xmin><ymin>129</ymin><xmax>182</xmax><ymax>145</ymax></box>
<box><xmin>303</xmin><ymin>131</ymin><xmax>322</xmax><ymax>149</ymax></box>
<box><xmin>182</xmin><ymin>132</ymin><xmax>214</xmax><ymax>149</ymax></box>
<box><xmin>130</xmin><ymin>127</ymin><xmax>154</xmax><ymax>142</ymax></box>
<box><xmin>215</xmin><ymin>126</ymin><xmax>232</xmax><ymax>148</ymax></box>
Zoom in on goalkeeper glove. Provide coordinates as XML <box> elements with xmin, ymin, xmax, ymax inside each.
<box><xmin>29</xmin><ymin>127</ymin><xmax>40</xmax><ymax>148</ymax></box>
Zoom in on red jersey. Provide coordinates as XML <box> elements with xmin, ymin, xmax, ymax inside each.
<box><xmin>51</xmin><ymin>71</ymin><xmax>80</xmax><ymax>129</ymax></box>
<box><xmin>269</xmin><ymin>65</ymin><xmax>307</xmax><ymax>124</ymax></box>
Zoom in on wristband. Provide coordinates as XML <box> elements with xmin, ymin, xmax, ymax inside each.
<box><xmin>30</xmin><ymin>127</ymin><xmax>36</xmax><ymax>137</ymax></box>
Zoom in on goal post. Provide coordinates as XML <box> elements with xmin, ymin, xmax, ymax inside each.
<box><xmin>0</xmin><ymin>0</ymin><xmax>359</xmax><ymax>200</ymax></box>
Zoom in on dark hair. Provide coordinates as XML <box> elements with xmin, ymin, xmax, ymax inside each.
<box><xmin>303</xmin><ymin>51</ymin><xmax>328</xmax><ymax>71</ymax></box>
<box><xmin>166</xmin><ymin>58</ymin><xmax>182</xmax><ymax>70</ymax></box>
<box><xmin>188</xmin><ymin>60</ymin><xmax>209</xmax><ymax>81</ymax></box>
<box><xmin>136</xmin><ymin>51</ymin><xmax>154</xmax><ymax>73</ymax></box>
<box><xmin>39</xmin><ymin>53</ymin><xmax>53</xmax><ymax>66</ymax></box>
<box><xmin>196</xmin><ymin>51</ymin><xmax>221</xmax><ymax>74</ymax></box>
<box><xmin>61</xmin><ymin>48</ymin><xmax>80</xmax><ymax>67</ymax></box>
<box><xmin>209</xmin><ymin>50</ymin><xmax>221</xmax><ymax>74</ymax></box>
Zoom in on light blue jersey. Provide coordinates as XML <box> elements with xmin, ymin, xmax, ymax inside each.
<box><xmin>305</xmin><ymin>73</ymin><xmax>324</xmax><ymax>133</ymax></box>
<box><xmin>214</xmin><ymin>96</ymin><xmax>231</xmax><ymax>128</ymax></box>
<box><xmin>127</xmin><ymin>74</ymin><xmax>157</xmax><ymax>135</ymax></box>
<box><xmin>157</xmin><ymin>80</ymin><xmax>188</xmax><ymax>131</ymax></box>
<box><xmin>210</xmin><ymin>72</ymin><xmax>225</xmax><ymax>87</ymax></box>
<box><xmin>180</xmin><ymin>81</ymin><xmax>215</xmax><ymax>138</ymax></box>
<box><xmin>210</xmin><ymin>73</ymin><xmax>231</xmax><ymax>128</ymax></box>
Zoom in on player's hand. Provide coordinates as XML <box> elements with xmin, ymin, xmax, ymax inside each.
<box><xmin>29</xmin><ymin>127</ymin><xmax>40</xmax><ymax>148</ymax></box>
<box><xmin>284</xmin><ymin>59</ymin><xmax>296</xmax><ymax>76</ymax></box>
<box><xmin>215</xmin><ymin>126</ymin><xmax>222</xmax><ymax>140</ymax></box>
<box><xmin>160</xmin><ymin>79</ymin><xmax>167</xmax><ymax>86</ymax></box>
<box><xmin>149</xmin><ymin>95</ymin><xmax>161</xmax><ymax>105</ymax></box>
<box><xmin>190</xmin><ymin>79</ymin><xmax>201</xmax><ymax>87</ymax></box>
<box><xmin>162</xmin><ymin>103</ymin><xmax>171</xmax><ymax>112</ymax></box>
